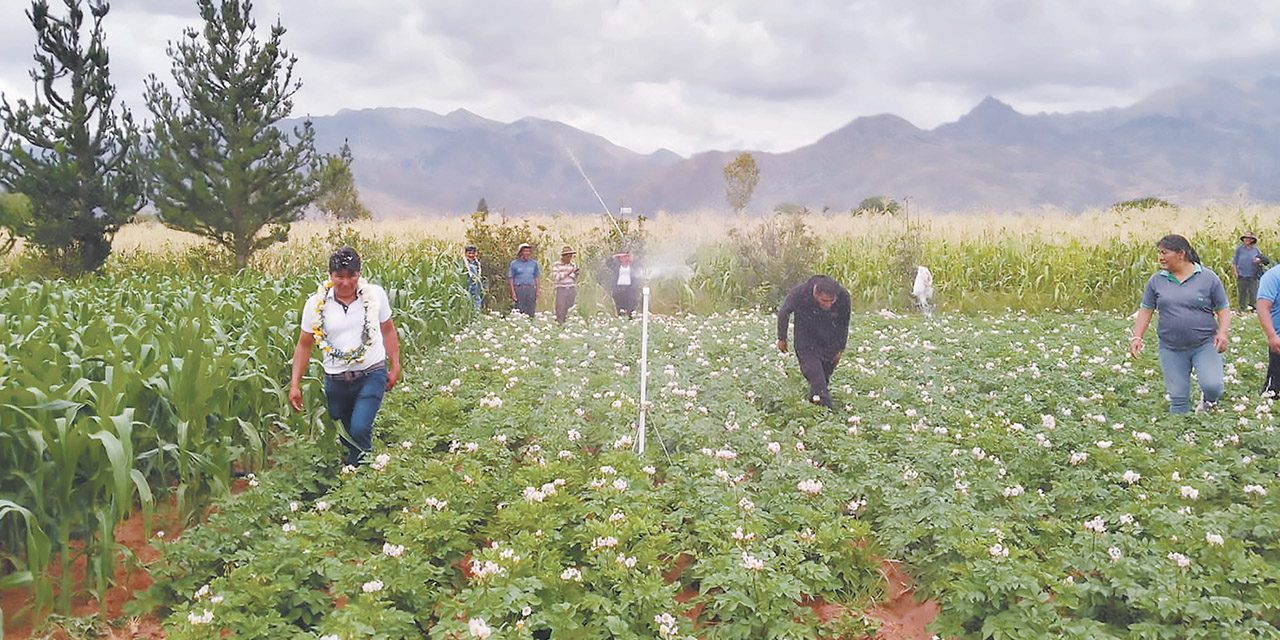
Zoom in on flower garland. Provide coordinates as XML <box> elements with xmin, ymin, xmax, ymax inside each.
<box><xmin>312</xmin><ymin>277</ymin><xmax>379</xmax><ymax>365</ymax></box>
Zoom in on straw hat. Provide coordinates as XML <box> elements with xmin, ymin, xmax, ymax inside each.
<box><xmin>561</xmin><ymin>245</ymin><xmax>576</xmax><ymax>255</ymax></box>
<box><xmin>1242</xmin><ymin>232</ymin><xmax>1258</xmax><ymax>242</ymax></box>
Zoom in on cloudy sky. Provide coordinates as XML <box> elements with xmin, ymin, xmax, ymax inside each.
<box><xmin>1</xmin><ymin>0</ymin><xmax>1277</xmax><ymax>156</ymax></box>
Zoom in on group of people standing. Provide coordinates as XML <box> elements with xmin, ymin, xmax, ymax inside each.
<box><xmin>464</xmin><ymin>243</ymin><xmax>641</xmax><ymax>322</ymax></box>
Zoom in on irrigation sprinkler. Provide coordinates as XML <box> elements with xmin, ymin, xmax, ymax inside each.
<box><xmin>563</xmin><ymin>142</ymin><xmax>625</xmax><ymax>238</ymax></box>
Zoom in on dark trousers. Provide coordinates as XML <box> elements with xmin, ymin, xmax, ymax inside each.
<box><xmin>555</xmin><ymin>287</ymin><xmax>576</xmax><ymax>323</ymax></box>
<box><xmin>1239</xmin><ymin>277</ymin><xmax>1260</xmax><ymax>310</ymax></box>
<box><xmin>324</xmin><ymin>366</ymin><xmax>388</xmax><ymax>466</ymax></box>
<box><xmin>797</xmin><ymin>352</ymin><xmax>836</xmax><ymax>407</ymax></box>
<box><xmin>1264</xmin><ymin>349</ymin><xmax>1280</xmax><ymax>397</ymax></box>
<box><xmin>515</xmin><ymin>284</ymin><xmax>537</xmax><ymax>316</ymax></box>
<box><xmin>613</xmin><ymin>285</ymin><xmax>638</xmax><ymax>317</ymax></box>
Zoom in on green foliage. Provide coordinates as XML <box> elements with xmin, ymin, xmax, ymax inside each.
<box><xmin>854</xmin><ymin>196</ymin><xmax>901</xmax><ymax>216</ymax></box>
<box><xmin>695</xmin><ymin>208</ymin><xmax>820</xmax><ymax>307</ymax></box>
<box><xmin>0</xmin><ymin>0</ymin><xmax>144</xmax><ymax>276</ymax></box>
<box><xmin>142</xmin><ymin>0</ymin><xmax>323</xmax><ymax>268</ymax></box>
<box><xmin>0</xmin><ymin>190</ymin><xmax>32</xmax><ymax>256</ymax></box>
<box><xmin>1112</xmin><ymin>197</ymin><xmax>1176</xmax><ymax>212</ymax></box>
<box><xmin>145</xmin><ymin>309</ymin><xmax>1280</xmax><ymax>638</ymax></box>
<box><xmin>723</xmin><ymin>152</ymin><xmax>760</xmax><ymax>214</ymax></box>
<box><xmin>312</xmin><ymin>142</ymin><xmax>371</xmax><ymax>222</ymax></box>
<box><xmin>462</xmin><ymin>210</ymin><xmax>554</xmax><ymax>310</ymax></box>
<box><xmin>0</xmin><ymin>256</ymin><xmax>471</xmax><ymax>630</ymax></box>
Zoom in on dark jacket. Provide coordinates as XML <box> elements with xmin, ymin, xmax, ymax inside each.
<box><xmin>777</xmin><ymin>276</ymin><xmax>851</xmax><ymax>359</ymax></box>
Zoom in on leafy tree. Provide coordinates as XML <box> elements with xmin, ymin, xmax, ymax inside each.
<box><xmin>723</xmin><ymin>152</ymin><xmax>759</xmax><ymax>214</ymax></box>
<box><xmin>854</xmin><ymin>196</ymin><xmax>901</xmax><ymax>216</ymax></box>
<box><xmin>313</xmin><ymin>141</ymin><xmax>371</xmax><ymax>221</ymax></box>
<box><xmin>0</xmin><ymin>0</ymin><xmax>143</xmax><ymax>275</ymax></box>
<box><xmin>1112</xmin><ymin>197</ymin><xmax>1175</xmax><ymax>212</ymax></box>
<box><xmin>0</xmin><ymin>190</ymin><xmax>32</xmax><ymax>256</ymax></box>
<box><xmin>476</xmin><ymin>197</ymin><xmax>489</xmax><ymax>214</ymax></box>
<box><xmin>143</xmin><ymin>0</ymin><xmax>323</xmax><ymax>268</ymax></box>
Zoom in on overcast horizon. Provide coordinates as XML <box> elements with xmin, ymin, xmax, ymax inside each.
<box><xmin>2</xmin><ymin>0</ymin><xmax>1278</xmax><ymax>157</ymax></box>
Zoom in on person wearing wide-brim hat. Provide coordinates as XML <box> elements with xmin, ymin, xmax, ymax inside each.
<box><xmin>1233</xmin><ymin>231</ymin><xmax>1271</xmax><ymax>311</ymax></box>
<box><xmin>508</xmin><ymin>243</ymin><xmax>541</xmax><ymax>317</ymax></box>
<box><xmin>550</xmin><ymin>244</ymin><xmax>580</xmax><ymax>324</ymax></box>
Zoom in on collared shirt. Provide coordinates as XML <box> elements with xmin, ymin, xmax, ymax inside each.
<box><xmin>508</xmin><ymin>258</ymin><xmax>541</xmax><ymax>286</ymax></box>
<box><xmin>1233</xmin><ymin>244</ymin><xmax>1271</xmax><ymax>278</ymax></box>
<box><xmin>300</xmin><ymin>283</ymin><xmax>392</xmax><ymax>374</ymax></box>
<box><xmin>550</xmin><ymin>261</ymin><xmax>579</xmax><ymax>288</ymax></box>
<box><xmin>1140</xmin><ymin>263</ymin><xmax>1228</xmax><ymax>351</ymax></box>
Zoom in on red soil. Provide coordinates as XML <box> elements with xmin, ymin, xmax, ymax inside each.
<box><xmin>1</xmin><ymin>505</ymin><xmax>180</xmax><ymax>640</ymax></box>
<box><xmin>865</xmin><ymin>560</ymin><xmax>941</xmax><ymax>640</ymax></box>
<box><xmin>3</xmin><ymin>512</ymin><xmax>940</xmax><ymax>640</ymax></box>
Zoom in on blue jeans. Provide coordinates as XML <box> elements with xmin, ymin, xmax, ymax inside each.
<box><xmin>324</xmin><ymin>366</ymin><xmax>388</xmax><ymax>465</ymax></box>
<box><xmin>1158</xmin><ymin>341</ymin><xmax>1224</xmax><ymax>414</ymax></box>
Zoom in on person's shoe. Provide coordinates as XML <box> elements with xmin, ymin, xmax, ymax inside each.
<box><xmin>1196</xmin><ymin>400</ymin><xmax>1217</xmax><ymax>413</ymax></box>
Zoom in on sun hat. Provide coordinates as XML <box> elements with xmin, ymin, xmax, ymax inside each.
<box><xmin>1242</xmin><ymin>232</ymin><xmax>1258</xmax><ymax>241</ymax></box>
<box><xmin>517</xmin><ymin>243</ymin><xmax>532</xmax><ymax>252</ymax></box>
<box><xmin>561</xmin><ymin>245</ymin><xmax>575</xmax><ymax>255</ymax></box>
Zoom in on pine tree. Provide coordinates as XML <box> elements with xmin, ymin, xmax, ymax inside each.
<box><xmin>0</xmin><ymin>0</ymin><xmax>143</xmax><ymax>275</ymax></box>
<box><xmin>313</xmin><ymin>141</ymin><xmax>371</xmax><ymax>221</ymax></box>
<box><xmin>143</xmin><ymin>0</ymin><xmax>322</xmax><ymax>268</ymax></box>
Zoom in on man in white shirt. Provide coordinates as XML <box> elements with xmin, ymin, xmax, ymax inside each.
<box><xmin>289</xmin><ymin>247</ymin><xmax>402</xmax><ymax>465</ymax></box>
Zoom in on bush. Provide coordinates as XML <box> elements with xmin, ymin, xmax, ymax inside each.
<box><xmin>463</xmin><ymin>211</ymin><xmax>555</xmax><ymax>310</ymax></box>
<box><xmin>716</xmin><ymin>209</ymin><xmax>820</xmax><ymax>306</ymax></box>
<box><xmin>1112</xmin><ymin>197</ymin><xmax>1176</xmax><ymax>212</ymax></box>
<box><xmin>853</xmin><ymin>197</ymin><xmax>901</xmax><ymax>216</ymax></box>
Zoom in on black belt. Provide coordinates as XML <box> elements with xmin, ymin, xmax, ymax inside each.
<box><xmin>515</xmin><ymin>284</ymin><xmax>536</xmax><ymax>288</ymax></box>
<box><xmin>325</xmin><ymin>362</ymin><xmax>386</xmax><ymax>382</ymax></box>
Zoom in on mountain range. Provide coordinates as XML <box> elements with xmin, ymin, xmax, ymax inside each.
<box><xmin>292</xmin><ymin>76</ymin><xmax>1280</xmax><ymax>217</ymax></box>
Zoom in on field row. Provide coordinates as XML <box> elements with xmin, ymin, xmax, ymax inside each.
<box><xmin>149</xmin><ymin>309</ymin><xmax>1280</xmax><ymax>639</ymax></box>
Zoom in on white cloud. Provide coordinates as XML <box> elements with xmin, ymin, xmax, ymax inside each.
<box><xmin>1</xmin><ymin>0</ymin><xmax>1277</xmax><ymax>155</ymax></box>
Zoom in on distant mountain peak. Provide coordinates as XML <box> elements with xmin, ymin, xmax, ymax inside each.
<box><xmin>960</xmin><ymin>96</ymin><xmax>1020</xmax><ymax>123</ymax></box>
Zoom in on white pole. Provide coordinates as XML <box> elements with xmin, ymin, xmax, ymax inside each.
<box><xmin>637</xmin><ymin>285</ymin><xmax>650</xmax><ymax>455</ymax></box>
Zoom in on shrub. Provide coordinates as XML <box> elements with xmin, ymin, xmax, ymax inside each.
<box><xmin>854</xmin><ymin>197</ymin><xmax>901</xmax><ymax>216</ymax></box>
<box><xmin>1112</xmin><ymin>197</ymin><xmax>1176</xmax><ymax>212</ymax></box>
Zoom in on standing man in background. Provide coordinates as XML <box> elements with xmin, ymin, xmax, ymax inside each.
<box><xmin>551</xmin><ymin>245</ymin><xmax>580</xmax><ymax>324</ymax></box>
<box><xmin>777</xmin><ymin>274</ymin><xmax>851</xmax><ymax>408</ymax></box>
<box><xmin>508</xmin><ymin>243</ymin><xmax>541</xmax><ymax>317</ymax></box>
<box><xmin>1233</xmin><ymin>232</ymin><xmax>1271</xmax><ymax>311</ymax></box>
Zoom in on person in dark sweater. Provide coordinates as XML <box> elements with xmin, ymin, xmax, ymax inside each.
<box><xmin>776</xmin><ymin>275</ymin><xmax>851</xmax><ymax>408</ymax></box>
